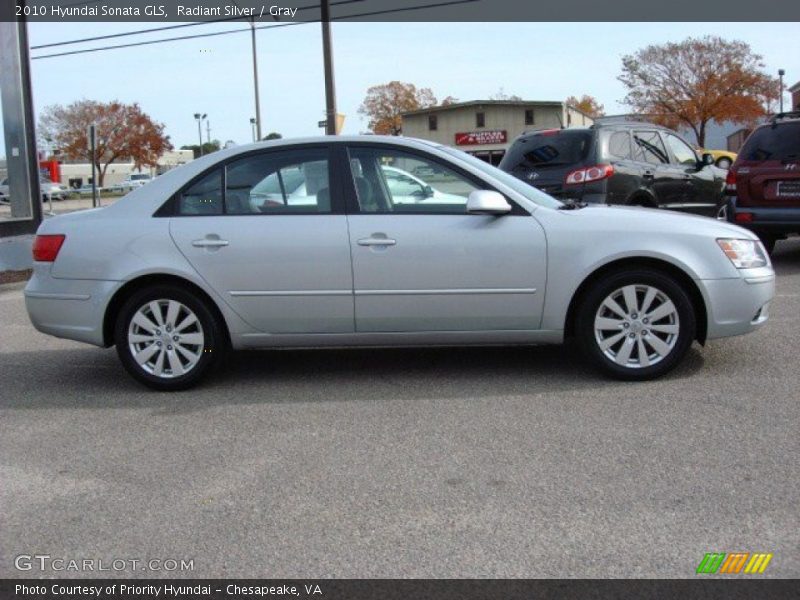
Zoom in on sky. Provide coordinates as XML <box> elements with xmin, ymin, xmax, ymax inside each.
<box><xmin>3</xmin><ymin>21</ymin><xmax>800</xmax><ymax>153</ymax></box>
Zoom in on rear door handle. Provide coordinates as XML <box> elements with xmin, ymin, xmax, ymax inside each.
<box><xmin>357</xmin><ymin>236</ymin><xmax>396</xmax><ymax>247</ymax></box>
<box><xmin>192</xmin><ymin>239</ymin><xmax>229</xmax><ymax>248</ymax></box>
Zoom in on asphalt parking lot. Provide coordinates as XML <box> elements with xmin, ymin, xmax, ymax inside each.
<box><xmin>1</xmin><ymin>239</ymin><xmax>798</xmax><ymax>579</ymax></box>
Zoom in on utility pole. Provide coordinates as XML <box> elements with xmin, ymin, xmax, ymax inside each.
<box><xmin>250</xmin><ymin>18</ymin><xmax>262</xmax><ymax>141</ymax></box>
<box><xmin>778</xmin><ymin>69</ymin><xmax>785</xmax><ymax>113</ymax></box>
<box><xmin>194</xmin><ymin>113</ymin><xmax>206</xmax><ymax>156</ymax></box>
<box><xmin>206</xmin><ymin>120</ymin><xmax>211</xmax><ymax>146</ymax></box>
<box><xmin>321</xmin><ymin>0</ymin><xmax>337</xmax><ymax>135</ymax></box>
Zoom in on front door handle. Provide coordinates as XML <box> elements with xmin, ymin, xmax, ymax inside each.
<box><xmin>357</xmin><ymin>236</ymin><xmax>396</xmax><ymax>247</ymax></box>
<box><xmin>192</xmin><ymin>238</ymin><xmax>229</xmax><ymax>248</ymax></box>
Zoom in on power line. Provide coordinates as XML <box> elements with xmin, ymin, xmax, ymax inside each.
<box><xmin>31</xmin><ymin>0</ymin><xmax>369</xmax><ymax>50</ymax></box>
<box><xmin>30</xmin><ymin>0</ymin><xmax>480</xmax><ymax>60</ymax></box>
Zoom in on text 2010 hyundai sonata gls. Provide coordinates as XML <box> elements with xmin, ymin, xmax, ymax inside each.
<box><xmin>25</xmin><ymin>136</ymin><xmax>774</xmax><ymax>390</ymax></box>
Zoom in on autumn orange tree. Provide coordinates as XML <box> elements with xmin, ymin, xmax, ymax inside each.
<box><xmin>359</xmin><ymin>81</ymin><xmax>437</xmax><ymax>135</ymax></box>
<box><xmin>618</xmin><ymin>36</ymin><xmax>779</xmax><ymax>147</ymax></box>
<box><xmin>39</xmin><ymin>100</ymin><xmax>172</xmax><ymax>186</ymax></box>
<box><xmin>566</xmin><ymin>95</ymin><xmax>605</xmax><ymax>118</ymax></box>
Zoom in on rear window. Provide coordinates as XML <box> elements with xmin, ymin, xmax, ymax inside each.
<box><xmin>740</xmin><ymin>122</ymin><xmax>800</xmax><ymax>161</ymax></box>
<box><xmin>501</xmin><ymin>130</ymin><xmax>593</xmax><ymax>169</ymax></box>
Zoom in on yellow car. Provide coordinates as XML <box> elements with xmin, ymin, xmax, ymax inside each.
<box><xmin>696</xmin><ymin>148</ymin><xmax>737</xmax><ymax>169</ymax></box>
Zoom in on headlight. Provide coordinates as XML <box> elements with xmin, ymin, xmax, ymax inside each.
<box><xmin>717</xmin><ymin>238</ymin><xmax>769</xmax><ymax>269</ymax></box>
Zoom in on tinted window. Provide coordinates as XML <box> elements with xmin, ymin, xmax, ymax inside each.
<box><xmin>607</xmin><ymin>131</ymin><xmax>633</xmax><ymax>160</ymax></box>
<box><xmin>633</xmin><ymin>130</ymin><xmax>669</xmax><ymax>164</ymax></box>
<box><xmin>178</xmin><ymin>169</ymin><xmax>223</xmax><ymax>215</ymax></box>
<box><xmin>225</xmin><ymin>149</ymin><xmax>331</xmax><ymax>214</ymax></box>
<box><xmin>504</xmin><ymin>131</ymin><xmax>593</xmax><ymax>168</ymax></box>
<box><xmin>740</xmin><ymin>122</ymin><xmax>800</xmax><ymax>161</ymax></box>
<box><xmin>348</xmin><ymin>147</ymin><xmax>478</xmax><ymax>214</ymax></box>
<box><xmin>664</xmin><ymin>133</ymin><xmax>698</xmax><ymax>165</ymax></box>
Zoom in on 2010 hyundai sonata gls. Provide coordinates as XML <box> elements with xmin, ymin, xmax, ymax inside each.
<box><xmin>25</xmin><ymin>136</ymin><xmax>774</xmax><ymax>390</ymax></box>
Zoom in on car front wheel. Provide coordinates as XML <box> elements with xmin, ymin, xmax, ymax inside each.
<box><xmin>576</xmin><ymin>269</ymin><xmax>696</xmax><ymax>380</ymax></box>
<box><xmin>115</xmin><ymin>285</ymin><xmax>226</xmax><ymax>390</ymax></box>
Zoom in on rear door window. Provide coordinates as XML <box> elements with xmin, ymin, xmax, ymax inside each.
<box><xmin>633</xmin><ymin>130</ymin><xmax>670</xmax><ymax>165</ymax></box>
<box><xmin>739</xmin><ymin>122</ymin><xmax>800</xmax><ymax>161</ymax></box>
<box><xmin>607</xmin><ymin>131</ymin><xmax>633</xmax><ymax>160</ymax></box>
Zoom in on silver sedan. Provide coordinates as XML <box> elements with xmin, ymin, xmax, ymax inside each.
<box><xmin>25</xmin><ymin>136</ymin><xmax>774</xmax><ymax>390</ymax></box>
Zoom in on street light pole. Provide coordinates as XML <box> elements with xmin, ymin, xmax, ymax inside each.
<box><xmin>321</xmin><ymin>0</ymin><xmax>337</xmax><ymax>135</ymax></box>
<box><xmin>250</xmin><ymin>118</ymin><xmax>257</xmax><ymax>142</ymax></box>
<box><xmin>250</xmin><ymin>18</ymin><xmax>262</xmax><ymax>141</ymax></box>
<box><xmin>194</xmin><ymin>113</ymin><xmax>206</xmax><ymax>156</ymax></box>
<box><xmin>778</xmin><ymin>69</ymin><xmax>785</xmax><ymax>114</ymax></box>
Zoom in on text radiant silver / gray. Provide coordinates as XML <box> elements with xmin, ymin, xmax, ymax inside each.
<box><xmin>25</xmin><ymin>136</ymin><xmax>774</xmax><ymax>390</ymax></box>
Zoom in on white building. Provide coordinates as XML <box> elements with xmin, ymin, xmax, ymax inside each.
<box><xmin>57</xmin><ymin>149</ymin><xmax>194</xmax><ymax>188</ymax></box>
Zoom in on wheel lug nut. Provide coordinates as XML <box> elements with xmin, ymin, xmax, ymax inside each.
<box><xmin>629</xmin><ymin>333</ymin><xmax>636</xmax><ymax>338</ymax></box>
<box><xmin>623</xmin><ymin>322</ymin><xmax>630</xmax><ymax>328</ymax></box>
<box><xmin>643</xmin><ymin>318</ymin><xmax>649</xmax><ymax>324</ymax></box>
<box><xmin>643</xmin><ymin>330</ymin><xmax>649</xmax><ymax>336</ymax></box>
<box><xmin>631</xmin><ymin>313</ymin><xmax>638</xmax><ymax>319</ymax></box>
<box><xmin>173</xmin><ymin>336</ymin><xmax>179</xmax><ymax>341</ymax></box>
<box><xmin>155</xmin><ymin>330</ymin><xmax>161</xmax><ymax>335</ymax></box>
<box><xmin>167</xmin><ymin>345</ymin><xmax>173</xmax><ymax>350</ymax></box>
<box><xmin>156</xmin><ymin>341</ymin><xmax>162</xmax><ymax>347</ymax></box>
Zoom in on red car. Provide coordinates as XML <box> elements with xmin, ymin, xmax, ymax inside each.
<box><xmin>724</xmin><ymin>112</ymin><xmax>800</xmax><ymax>253</ymax></box>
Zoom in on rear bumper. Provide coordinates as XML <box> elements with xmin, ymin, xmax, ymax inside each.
<box><xmin>24</xmin><ymin>264</ymin><xmax>118</xmax><ymax>347</ymax></box>
<box><xmin>700</xmin><ymin>270</ymin><xmax>775</xmax><ymax>339</ymax></box>
<box><xmin>729</xmin><ymin>198</ymin><xmax>800</xmax><ymax>235</ymax></box>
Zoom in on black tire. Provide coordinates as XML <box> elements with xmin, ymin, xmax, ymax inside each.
<box><xmin>575</xmin><ymin>269</ymin><xmax>696</xmax><ymax>381</ymax></box>
<box><xmin>114</xmin><ymin>284</ymin><xmax>226</xmax><ymax>391</ymax></box>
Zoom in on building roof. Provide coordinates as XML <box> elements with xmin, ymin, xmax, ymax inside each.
<box><xmin>401</xmin><ymin>99</ymin><xmax>565</xmax><ymax>117</ymax></box>
<box><xmin>789</xmin><ymin>80</ymin><xmax>800</xmax><ymax>93</ymax></box>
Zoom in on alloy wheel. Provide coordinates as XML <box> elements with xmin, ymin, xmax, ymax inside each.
<box><xmin>593</xmin><ymin>285</ymin><xmax>680</xmax><ymax>369</ymax></box>
<box><xmin>127</xmin><ymin>299</ymin><xmax>205</xmax><ymax>378</ymax></box>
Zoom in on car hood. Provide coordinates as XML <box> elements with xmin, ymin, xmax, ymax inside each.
<box><xmin>564</xmin><ymin>204</ymin><xmax>758</xmax><ymax>240</ymax></box>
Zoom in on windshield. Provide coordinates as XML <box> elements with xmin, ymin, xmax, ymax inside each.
<box><xmin>441</xmin><ymin>146</ymin><xmax>563</xmax><ymax>209</ymax></box>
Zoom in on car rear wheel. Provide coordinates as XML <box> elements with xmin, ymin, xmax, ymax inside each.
<box><xmin>115</xmin><ymin>285</ymin><xmax>225</xmax><ymax>391</ymax></box>
<box><xmin>576</xmin><ymin>269</ymin><xmax>696</xmax><ymax>380</ymax></box>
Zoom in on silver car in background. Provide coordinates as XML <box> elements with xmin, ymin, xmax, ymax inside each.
<box><xmin>25</xmin><ymin>136</ymin><xmax>774</xmax><ymax>390</ymax></box>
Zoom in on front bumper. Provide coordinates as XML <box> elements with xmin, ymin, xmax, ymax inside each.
<box><xmin>24</xmin><ymin>264</ymin><xmax>119</xmax><ymax>347</ymax></box>
<box><xmin>700</xmin><ymin>268</ymin><xmax>775</xmax><ymax>339</ymax></box>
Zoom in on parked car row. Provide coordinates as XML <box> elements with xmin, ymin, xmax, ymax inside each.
<box><xmin>25</xmin><ymin>136</ymin><xmax>773</xmax><ymax>390</ymax></box>
<box><xmin>0</xmin><ymin>176</ymin><xmax>69</xmax><ymax>204</ymax></box>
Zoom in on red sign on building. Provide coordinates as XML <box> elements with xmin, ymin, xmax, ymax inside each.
<box><xmin>454</xmin><ymin>130</ymin><xmax>507</xmax><ymax>146</ymax></box>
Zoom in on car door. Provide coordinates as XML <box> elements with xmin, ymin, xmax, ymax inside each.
<box><xmin>168</xmin><ymin>145</ymin><xmax>355</xmax><ymax>334</ymax></box>
<box><xmin>633</xmin><ymin>129</ymin><xmax>681</xmax><ymax>207</ymax></box>
<box><xmin>343</xmin><ymin>144</ymin><xmax>547</xmax><ymax>333</ymax></box>
<box><xmin>662</xmin><ymin>132</ymin><xmax>717</xmax><ymax>215</ymax></box>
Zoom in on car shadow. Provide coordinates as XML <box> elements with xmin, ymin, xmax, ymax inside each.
<box><xmin>771</xmin><ymin>237</ymin><xmax>800</xmax><ymax>275</ymax></box>
<box><xmin>0</xmin><ymin>342</ymin><xmax>706</xmax><ymax>412</ymax></box>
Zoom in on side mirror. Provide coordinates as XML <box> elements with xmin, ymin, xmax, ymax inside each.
<box><xmin>701</xmin><ymin>153</ymin><xmax>715</xmax><ymax>167</ymax></box>
<box><xmin>467</xmin><ymin>190</ymin><xmax>511</xmax><ymax>215</ymax></box>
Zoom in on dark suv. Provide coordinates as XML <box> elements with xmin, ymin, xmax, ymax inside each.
<box><xmin>724</xmin><ymin>112</ymin><xmax>800</xmax><ymax>254</ymax></box>
<box><xmin>499</xmin><ymin>122</ymin><xmax>725</xmax><ymax>215</ymax></box>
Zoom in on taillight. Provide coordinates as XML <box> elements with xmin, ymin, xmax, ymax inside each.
<box><xmin>725</xmin><ymin>169</ymin><xmax>737</xmax><ymax>196</ymax></box>
<box><xmin>32</xmin><ymin>234</ymin><xmax>65</xmax><ymax>262</ymax></box>
<box><xmin>565</xmin><ymin>164</ymin><xmax>614</xmax><ymax>185</ymax></box>
<box><xmin>735</xmin><ymin>212</ymin><xmax>754</xmax><ymax>223</ymax></box>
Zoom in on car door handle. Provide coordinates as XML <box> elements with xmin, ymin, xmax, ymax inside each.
<box><xmin>643</xmin><ymin>171</ymin><xmax>654</xmax><ymax>179</ymax></box>
<box><xmin>357</xmin><ymin>236</ymin><xmax>396</xmax><ymax>247</ymax></box>
<box><xmin>192</xmin><ymin>239</ymin><xmax>229</xmax><ymax>248</ymax></box>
